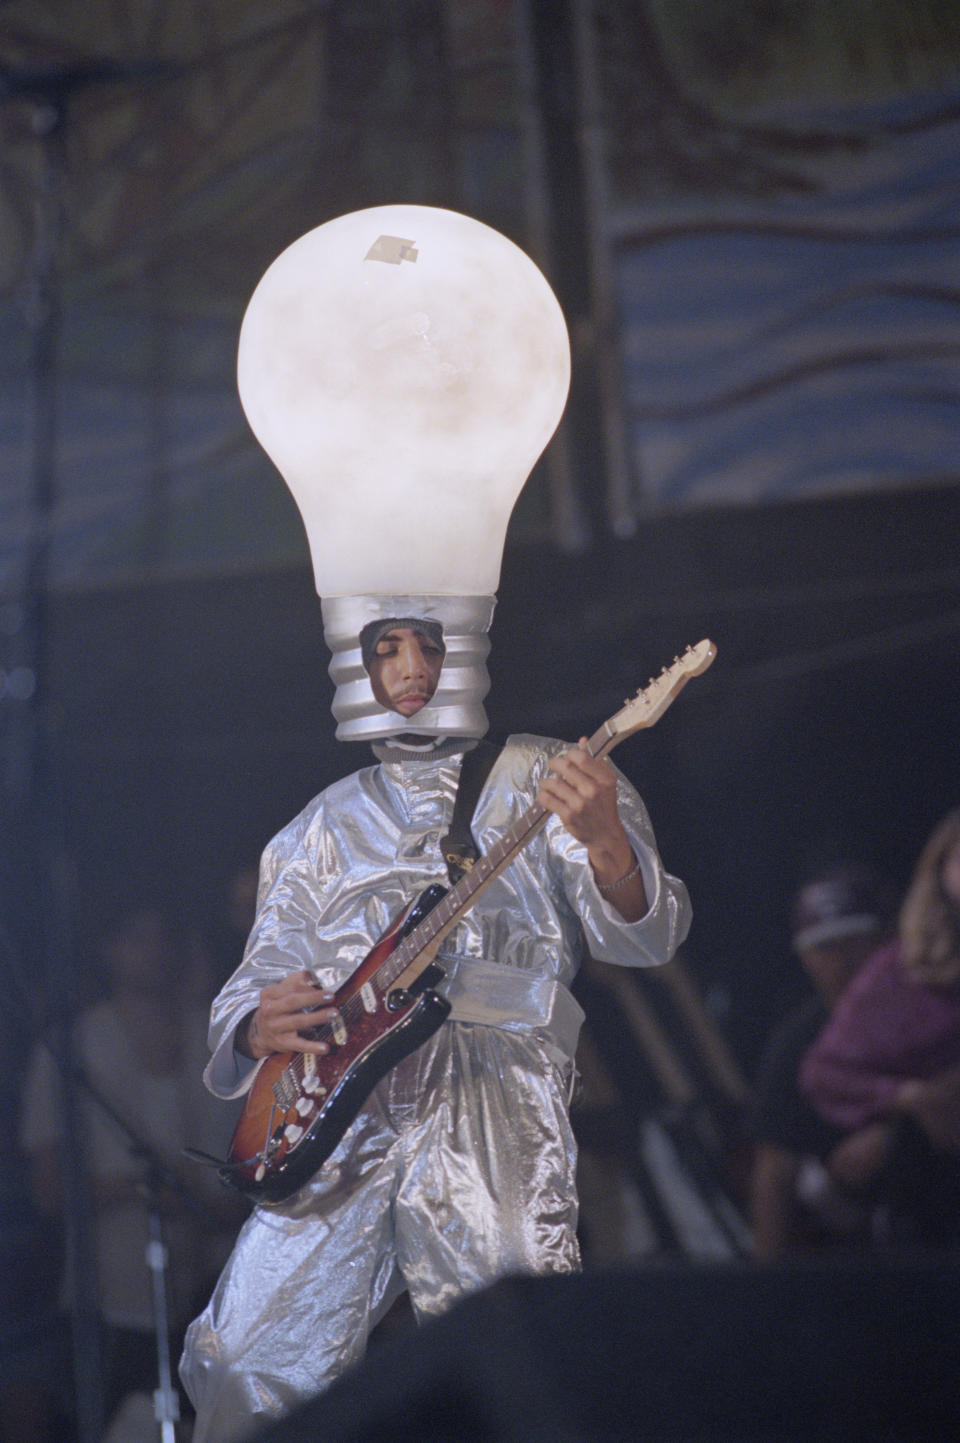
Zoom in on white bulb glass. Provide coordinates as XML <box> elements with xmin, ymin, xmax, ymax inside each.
<box><xmin>236</xmin><ymin>204</ymin><xmax>571</xmax><ymax>598</ymax></box>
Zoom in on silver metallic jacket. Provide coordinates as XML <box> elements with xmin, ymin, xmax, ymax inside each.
<box><xmin>205</xmin><ymin>735</ymin><xmax>690</xmax><ymax>1098</ymax></box>
<box><xmin>182</xmin><ymin>736</ymin><xmax>690</xmax><ymax>1438</ymax></box>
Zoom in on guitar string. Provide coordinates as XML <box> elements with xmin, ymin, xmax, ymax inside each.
<box><xmin>242</xmin><ymin>649</ymin><xmax>708</xmax><ymax>1162</ymax></box>
<box><xmin>254</xmin><ymin>655</ymin><xmax>704</xmax><ymax>1148</ymax></box>
<box><xmin>279</xmin><ymin>831</ymin><xmax>518</xmax><ymax>1093</ymax></box>
<box><xmin>275</xmin><ymin>705</ymin><xmax>646</xmax><ymax>1100</ymax></box>
<box><xmin>277</xmin><ymin>768</ymin><xmax>592</xmax><ymax>1098</ymax></box>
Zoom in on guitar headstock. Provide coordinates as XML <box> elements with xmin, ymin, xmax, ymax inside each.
<box><xmin>604</xmin><ymin>640</ymin><xmax>716</xmax><ymax>745</ymax></box>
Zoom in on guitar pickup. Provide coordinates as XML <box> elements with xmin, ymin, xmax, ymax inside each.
<box><xmin>302</xmin><ymin>1055</ymin><xmax>327</xmax><ymax>1096</ymax></box>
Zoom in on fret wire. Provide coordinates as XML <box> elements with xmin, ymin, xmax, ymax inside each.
<box><xmin>366</xmin><ymin>796</ymin><xmax>551</xmax><ymax>996</ymax></box>
<box><xmin>267</xmin><ymin>673</ymin><xmax>698</xmax><ymax>1083</ymax></box>
<box><xmin>284</xmin><ymin>743</ymin><xmax>610</xmax><ymax>1072</ymax></box>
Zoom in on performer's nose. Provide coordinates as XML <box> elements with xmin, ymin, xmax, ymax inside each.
<box><xmin>400</xmin><ymin>639</ymin><xmax>428</xmax><ymax>679</ymax></box>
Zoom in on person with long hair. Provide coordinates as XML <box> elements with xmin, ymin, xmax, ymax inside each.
<box><xmin>800</xmin><ymin>810</ymin><xmax>960</xmax><ymax>1247</ymax></box>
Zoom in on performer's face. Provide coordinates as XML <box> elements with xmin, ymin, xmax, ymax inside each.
<box><xmin>368</xmin><ymin>626</ymin><xmax>444</xmax><ymax>716</ymax></box>
<box><xmin>800</xmin><ymin>934</ymin><xmax>879</xmax><ymax>1006</ymax></box>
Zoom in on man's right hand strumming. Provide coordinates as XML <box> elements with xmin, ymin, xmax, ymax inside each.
<box><xmin>235</xmin><ymin>971</ymin><xmax>338</xmax><ymax>1059</ymax></box>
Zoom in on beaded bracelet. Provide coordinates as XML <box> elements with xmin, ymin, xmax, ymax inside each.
<box><xmin>597</xmin><ymin>860</ymin><xmax>641</xmax><ymax>893</ymax></box>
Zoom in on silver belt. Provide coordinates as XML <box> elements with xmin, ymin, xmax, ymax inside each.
<box><xmin>435</xmin><ymin>953</ymin><xmax>585</xmax><ymax>1065</ymax></box>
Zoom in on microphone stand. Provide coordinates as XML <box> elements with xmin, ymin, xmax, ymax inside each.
<box><xmin>143</xmin><ymin>1156</ymin><xmax>182</xmax><ymax>1443</ymax></box>
<box><xmin>62</xmin><ymin>1054</ymin><xmax>220</xmax><ymax>1442</ymax></box>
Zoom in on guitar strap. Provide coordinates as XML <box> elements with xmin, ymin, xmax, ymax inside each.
<box><xmin>440</xmin><ymin>738</ymin><xmax>503</xmax><ymax>885</ymax></box>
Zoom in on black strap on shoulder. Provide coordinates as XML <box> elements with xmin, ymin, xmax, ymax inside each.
<box><xmin>440</xmin><ymin>739</ymin><xmax>503</xmax><ymax>885</ymax></box>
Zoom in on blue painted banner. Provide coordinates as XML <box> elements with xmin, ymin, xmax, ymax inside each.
<box><xmin>612</xmin><ymin>87</ymin><xmax>960</xmax><ymax>509</ymax></box>
<box><xmin>2</xmin><ymin>75</ymin><xmax>959</xmax><ymax>594</ymax></box>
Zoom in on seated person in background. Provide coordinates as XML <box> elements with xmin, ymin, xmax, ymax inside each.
<box><xmin>750</xmin><ymin>863</ymin><xmax>896</xmax><ymax>1260</ymax></box>
<box><xmin>801</xmin><ymin>809</ymin><xmax>960</xmax><ymax>1250</ymax></box>
<box><xmin>19</xmin><ymin>902</ymin><xmax>248</xmax><ymax>1436</ymax></box>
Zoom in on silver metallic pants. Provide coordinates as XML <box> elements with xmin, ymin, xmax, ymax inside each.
<box><xmin>180</xmin><ymin>1022</ymin><xmax>580</xmax><ymax>1442</ymax></box>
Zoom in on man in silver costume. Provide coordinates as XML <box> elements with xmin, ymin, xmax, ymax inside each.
<box><xmin>180</xmin><ymin>595</ymin><xmax>691</xmax><ymax>1442</ymax></box>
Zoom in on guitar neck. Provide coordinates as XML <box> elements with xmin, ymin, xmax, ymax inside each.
<box><xmin>371</xmin><ymin>637</ymin><xmax>718</xmax><ymax>994</ymax></box>
<box><xmin>377</xmin><ymin>722</ymin><xmax>614</xmax><ymax>991</ymax></box>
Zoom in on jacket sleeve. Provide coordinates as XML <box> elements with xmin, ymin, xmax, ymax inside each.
<box><xmin>203</xmin><ymin>801</ymin><xmax>333</xmax><ymax>1099</ymax></box>
<box><xmin>532</xmin><ymin>739</ymin><xmax>692</xmax><ymax>969</ymax></box>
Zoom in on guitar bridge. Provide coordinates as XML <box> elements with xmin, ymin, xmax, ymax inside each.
<box><xmin>272</xmin><ymin>1070</ymin><xmax>298</xmax><ymax>1108</ymax></box>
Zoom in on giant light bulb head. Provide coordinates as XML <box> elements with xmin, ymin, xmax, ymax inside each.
<box><xmin>237</xmin><ymin>203</ymin><xmax>570</xmax><ymax>741</ymax></box>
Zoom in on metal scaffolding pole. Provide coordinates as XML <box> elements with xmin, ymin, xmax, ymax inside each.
<box><xmin>568</xmin><ymin>0</ymin><xmax>637</xmax><ymax>537</ymax></box>
<box><xmin>513</xmin><ymin>0</ymin><xmax>590</xmax><ymax>552</ymax></box>
<box><xmin>4</xmin><ymin>66</ymin><xmax>106</xmax><ymax>1443</ymax></box>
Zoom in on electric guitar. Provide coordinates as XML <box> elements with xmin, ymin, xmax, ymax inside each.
<box><xmin>222</xmin><ymin>640</ymin><xmax>716</xmax><ymax>1202</ymax></box>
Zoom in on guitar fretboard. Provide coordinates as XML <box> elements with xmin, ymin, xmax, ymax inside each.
<box><xmin>372</xmin><ymin>718</ymin><xmax>620</xmax><ymax>993</ymax></box>
<box><xmin>283</xmin><ymin>641</ymin><xmax>714</xmax><ymax>1060</ymax></box>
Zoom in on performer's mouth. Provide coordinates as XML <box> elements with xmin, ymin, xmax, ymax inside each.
<box><xmin>394</xmin><ymin>693</ymin><xmax>430</xmax><ymax>714</ymax></box>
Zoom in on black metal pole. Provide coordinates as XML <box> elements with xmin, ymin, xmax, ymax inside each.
<box><xmin>2</xmin><ymin>57</ymin><xmax>178</xmax><ymax>1436</ymax></box>
<box><xmin>144</xmin><ymin>1180</ymin><xmax>181</xmax><ymax>1443</ymax></box>
<box><xmin>14</xmin><ymin>81</ymin><xmax>107</xmax><ymax>1443</ymax></box>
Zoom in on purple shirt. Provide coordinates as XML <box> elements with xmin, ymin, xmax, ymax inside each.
<box><xmin>800</xmin><ymin>940</ymin><xmax>960</xmax><ymax>1130</ymax></box>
